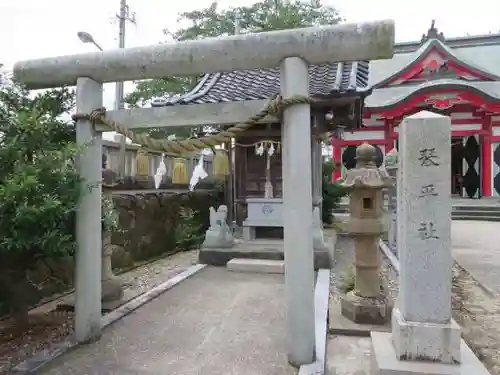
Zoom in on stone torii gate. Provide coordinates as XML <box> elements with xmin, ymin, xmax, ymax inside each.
<box><xmin>14</xmin><ymin>21</ymin><xmax>394</xmax><ymax>366</ymax></box>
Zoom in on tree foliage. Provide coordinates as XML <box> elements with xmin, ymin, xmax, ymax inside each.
<box><xmin>0</xmin><ymin>80</ymin><xmax>82</xmax><ymax>318</ymax></box>
<box><xmin>125</xmin><ymin>0</ymin><xmax>343</xmax><ymax>139</ymax></box>
<box><xmin>0</xmin><ymin>81</ymin><xmax>80</xmax><ymax>262</ymax></box>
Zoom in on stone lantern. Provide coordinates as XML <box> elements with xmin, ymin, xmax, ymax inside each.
<box><xmin>340</xmin><ymin>143</ymin><xmax>394</xmax><ymax>325</ymax></box>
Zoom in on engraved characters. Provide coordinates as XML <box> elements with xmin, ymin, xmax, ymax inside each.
<box><xmin>417</xmin><ymin>148</ymin><xmax>440</xmax><ymax>240</ymax></box>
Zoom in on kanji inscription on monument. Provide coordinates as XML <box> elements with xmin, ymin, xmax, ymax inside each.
<box><xmin>418</xmin><ymin>183</ymin><xmax>438</xmax><ymax>198</ymax></box>
<box><xmin>418</xmin><ymin>147</ymin><xmax>440</xmax><ymax>167</ymax></box>
<box><xmin>418</xmin><ymin>221</ymin><xmax>440</xmax><ymax>240</ymax></box>
<box><xmin>397</xmin><ymin>111</ymin><xmax>452</xmax><ymax>323</ymax></box>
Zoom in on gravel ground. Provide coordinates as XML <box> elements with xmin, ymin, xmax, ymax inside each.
<box><xmin>451</xmin><ymin>264</ymin><xmax>500</xmax><ymax>375</ymax></box>
<box><xmin>331</xmin><ymin>235</ymin><xmax>500</xmax><ymax>375</ymax></box>
<box><xmin>0</xmin><ymin>249</ymin><xmax>198</xmax><ymax>374</ymax></box>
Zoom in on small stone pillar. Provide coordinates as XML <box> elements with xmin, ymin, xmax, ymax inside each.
<box><xmin>311</xmin><ymin>138</ymin><xmax>328</xmax><ymax>252</ymax></box>
<box><xmin>101</xmin><ymin>169</ymin><xmax>124</xmax><ymax>306</ymax></box>
<box><xmin>384</xmin><ymin>149</ymin><xmax>398</xmax><ymax>256</ymax></box>
<box><xmin>340</xmin><ymin>143</ymin><xmax>393</xmax><ymax>325</ymax></box>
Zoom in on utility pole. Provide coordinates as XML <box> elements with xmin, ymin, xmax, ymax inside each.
<box><xmin>115</xmin><ymin>0</ymin><xmax>136</xmax><ymax>178</ymax></box>
<box><xmin>115</xmin><ymin>0</ymin><xmax>135</xmax><ymax>111</ymax></box>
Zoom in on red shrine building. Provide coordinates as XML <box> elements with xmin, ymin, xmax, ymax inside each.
<box><xmin>332</xmin><ymin>23</ymin><xmax>500</xmax><ymax>199</ymax></box>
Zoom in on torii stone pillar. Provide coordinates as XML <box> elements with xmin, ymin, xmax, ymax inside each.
<box><xmin>13</xmin><ymin>20</ymin><xmax>395</xmax><ymax>357</ymax></box>
<box><xmin>74</xmin><ymin>78</ymin><xmax>103</xmax><ymax>342</ymax></box>
<box><xmin>281</xmin><ymin>57</ymin><xmax>315</xmax><ymax>365</ymax></box>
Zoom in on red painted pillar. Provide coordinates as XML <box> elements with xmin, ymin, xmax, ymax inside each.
<box><xmin>482</xmin><ymin>115</ymin><xmax>492</xmax><ymax>197</ymax></box>
<box><xmin>331</xmin><ymin>136</ymin><xmax>342</xmax><ymax>182</ymax></box>
<box><xmin>384</xmin><ymin>118</ymin><xmax>395</xmax><ymax>151</ymax></box>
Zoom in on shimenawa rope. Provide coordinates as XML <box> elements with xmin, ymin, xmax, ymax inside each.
<box><xmin>72</xmin><ymin>95</ymin><xmax>314</xmax><ymax>155</ymax></box>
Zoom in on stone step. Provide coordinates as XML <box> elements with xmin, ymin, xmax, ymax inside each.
<box><xmin>452</xmin><ymin>215</ymin><xmax>500</xmax><ymax>222</ymax></box>
<box><xmin>453</xmin><ymin>206</ymin><xmax>500</xmax><ymax>212</ymax></box>
<box><xmin>334</xmin><ymin>209</ymin><xmax>500</xmax><ymax>222</ymax></box>
<box><xmin>226</xmin><ymin>258</ymin><xmax>285</xmax><ymax>274</ymax></box>
<box><xmin>453</xmin><ymin>209</ymin><xmax>500</xmax><ymax>216</ymax></box>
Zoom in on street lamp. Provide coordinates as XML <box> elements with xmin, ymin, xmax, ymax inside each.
<box><xmin>76</xmin><ymin>31</ymin><xmax>122</xmax><ymax>111</ymax></box>
<box><xmin>77</xmin><ymin>31</ymin><xmax>104</xmax><ymax>51</ymax></box>
<box><xmin>77</xmin><ymin>30</ymin><xmax>126</xmax><ymax>178</ymax></box>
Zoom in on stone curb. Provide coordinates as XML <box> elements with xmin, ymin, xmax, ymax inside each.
<box><xmin>2</xmin><ymin>249</ymin><xmax>188</xmax><ymax>322</ymax></box>
<box><xmin>378</xmin><ymin>239</ymin><xmax>400</xmax><ymax>274</ymax></box>
<box><xmin>328</xmin><ymin>326</ymin><xmax>374</xmax><ymax>337</ymax></box>
<box><xmin>453</xmin><ymin>261</ymin><xmax>499</xmax><ymax>298</ymax></box>
<box><xmin>379</xmin><ymin>239</ymin><xmax>499</xmax><ymax>298</ymax></box>
<box><xmin>11</xmin><ymin>264</ymin><xmax>207</xmax><ymax>374</ymax></box>
<box><xmin>299</xmin><ymin>269</ymin><xmax>330</xmax><ymax>375</ymax></box>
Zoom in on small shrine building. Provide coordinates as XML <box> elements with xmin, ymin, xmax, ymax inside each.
<box><xmin>153</xmin><ymin>57</ymin><xmax>370</xmax><ymax>226</ymax></box>
<box><xmin>333</xmin><ymin>22</ymin><xmax>500</xmax><ymax>199</ymax></box>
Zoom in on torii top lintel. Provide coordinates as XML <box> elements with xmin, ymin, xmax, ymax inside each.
<box><xmin>14</xmin><ymin>20</ymin><xmax>395</xmax><ymax>90</ymax></box>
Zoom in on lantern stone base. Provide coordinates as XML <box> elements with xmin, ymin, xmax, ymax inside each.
<box><xmin>341</xmin><ymin>290</ymin><xmax>392</xmax><ymax>326</ymax></box>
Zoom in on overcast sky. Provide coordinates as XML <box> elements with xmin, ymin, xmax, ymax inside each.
<box><xmin>2</xmin><ymin>0</ymin><xmax>499</xmax><ymax>113</ymax></box>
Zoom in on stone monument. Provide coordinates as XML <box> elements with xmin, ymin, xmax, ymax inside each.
<box><xmin>202</xmin><ymin>205</ymin><xmax>234</xmax><ymax>248</ymax></box>
<box><xmin>340</xmin><ymin>143</ymin><xmax>394</xmax><ymax>325</ymax></box>
<box><xmin>371</xmin><ymin>111</ymin><xmax>490</xmax><ymax>375</ymax></box>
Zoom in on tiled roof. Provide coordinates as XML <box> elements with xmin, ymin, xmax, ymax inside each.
<box><xmin>366</xmin><ymin>80</ymin><xmax>500</xmax><ymax>109</ymax></box>
<box><xmin>371</xmin><ymin>39</ymin><xmax>500</xmax><ymax>89</ymax></box>
<box><xmin>151</xmin><ymin>61</ymin><xmax>370</xmax><ymax>106</ymax></box>
<box><xmin>369</xmin><ymin>35</ymin><xmax>500</xmax><ymax>87</ymax></box>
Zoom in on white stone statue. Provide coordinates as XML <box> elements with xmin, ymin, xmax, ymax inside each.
<box><xmin>202</xmin><ymin>205</ymin><xmax>234</xmax><ymax>248</ymax></box>
<box><xmin>209</xmin><ymin>207</ymin><xmax>218</xmax><ymax>227</ymax></box>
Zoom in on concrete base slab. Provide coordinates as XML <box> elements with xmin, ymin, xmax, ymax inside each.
<box><xmin>329</xmin><ymin>299</ymin><xmax>391</xmax><ymax>337</ymax></box>
<box><xmin>199</xmin><ymin>237</ymin><xmax>335</xmax><ymax>269</ymax></box>
<box><xmin>370</xmin><ymin>332</ymin><xmax>491</xmax><ymax>375</ymax></box>
<box><xmin>227</xmin><ymin>258</ymin><xmax>284</xmax><ymax>274</ymax></box>
<box><xmin>327</xmin><ymin>335</ymin><xmax>372</xmax><ymax>374</ymax></box>
<box><xmin>391</xmin><ymin>308</ymin><xmax>461</xmax><ymax>365</ymax></box>
<box><xmin>298</xmin><ymin>361</ymin><xmax>323</xmax><ymax>375</ymax></box>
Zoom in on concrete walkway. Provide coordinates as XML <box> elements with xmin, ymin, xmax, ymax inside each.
<box><xmin>39</xmin><ymin>267</ymin><xmax>297</xmax><ymax>375</ymax></box>
<box><xmin>452</xmin><ymin>220</ymin><xmax>500</xmax><ymax>294</ymax></box>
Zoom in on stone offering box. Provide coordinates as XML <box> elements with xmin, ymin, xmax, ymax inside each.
<box><xmin>242</xmin><ymin>198</ymin><xmax>283</xmax><ymax>240</ymax></box>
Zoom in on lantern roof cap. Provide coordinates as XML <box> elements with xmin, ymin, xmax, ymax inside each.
<box><xmin>340</xmin><ymin>143</ymin><xmax>394</xmax><ymax>189</ymax></box>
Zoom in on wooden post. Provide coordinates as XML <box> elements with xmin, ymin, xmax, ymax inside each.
<box><xmin>74</xmin><ymin>77</ymin><xmax>103</xmax><ymax>342</ymax></box>
<box><xmin>280</xmin><ymin>57</ymin><xmax>315</xmax><ymax>366</ymax></box>
<box><xmin>227</xmin><ymin>140</ymin><xmax>234</xmax><ymax>225</ymax></box>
